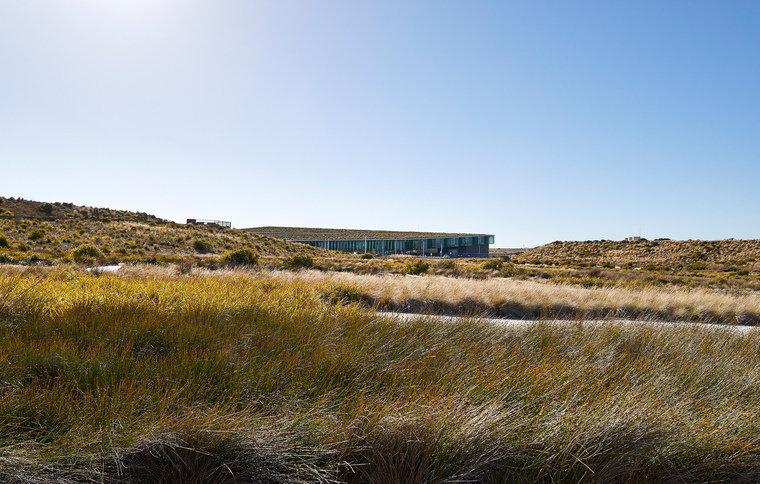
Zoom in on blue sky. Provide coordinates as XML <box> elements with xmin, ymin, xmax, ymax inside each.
<box><xmin>1</xmin><ymin>1</ymin><xmax>759</xmax><ymax>247</ymax></box>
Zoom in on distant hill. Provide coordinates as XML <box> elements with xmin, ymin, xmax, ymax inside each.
<box><xmin>0</xmin><ymin>196</ymin><xmax>324</xmax><ymax>259</ymax></box>
<box><xmin>0</xmin><ymin>196</ymin><xmax>160</xmax><ymax>222</ymax></box>
<box><xmin>516</xmin><ymin>239</ymin><xmax>760</xmax><ymax>270</ymax></box>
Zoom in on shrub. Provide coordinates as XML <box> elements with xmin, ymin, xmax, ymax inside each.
<box><xmin>28</xmin><ymin>229</ymin><xmax>45</xmax><ymax>241</ymax></box>
<box><xmin>283</xmin><ymin>254</ymin><xmax>314</xmax><ymax>270</ymax></box>
<box><xmin>38</xmin><ymin>202</ymin><xmax>53</xmax><ymax>214</ymax></box>
<box><xmin>0</xmin><ymin>208</ymin><xmax>13</xmax><ymax>217</ymax></box>
<box><xmin>360</xmin><ymin>253</ymin><xmax>374</xmax><ymax>260</ymax></box>
<box><xmin>72</xmin><ymin>244</ymin><xmax>103</xmax><ymax>260</ymax></box>
<box><xmin>500</xmin><ymin>263</ymin><xmax>522</xmax><ymax>277</ymax></box>
<box><xmin>101</xmin><ymin>217</ymin><xmax>111</xmax><ymax>223</ymax></box>
<box><xmin>480</xmin><ymin>259</ymin><xmax>503</xmax><ymax>271</ymax></box>
<box><xmin>438</xmin><ymin>260</ymin><xmax>456</xmax><ymax>270</ymax></box>
<box><xmin>221</xmin><ymin>249</ymin><xmax>259</xmax><ymax>267</ymax></box>
<box><xmin>16</xmin><ymin>243</ymin><xmax>28</xmax><ymax>252</ymax></box>
<box><xmin>404</xmin><ymin>260</ymin><xmax>430</xmax><ymax>275</ymax></box>
<box><xmin>193</xmin><ymin>240</ymin><xmax>213</xmax><ymax>253</ymax></box>
<box><xmin>0</xmin><ymin>235</ymin><xmax>8</xmax><ymax>249</ymax></box>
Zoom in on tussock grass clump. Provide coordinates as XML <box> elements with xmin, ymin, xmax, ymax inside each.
<box><xmin>2</xmin><ymin>266</ymin><xmax>760</xmax><ymax>481</ymax></box>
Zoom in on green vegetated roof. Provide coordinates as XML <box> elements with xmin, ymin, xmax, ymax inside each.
<box><xmin>246</xmin><ymin>226</ymin><xmax>493</xmax><ymax>241</ymax></box>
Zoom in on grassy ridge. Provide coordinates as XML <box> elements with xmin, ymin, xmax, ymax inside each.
<box><xmin>519</xmin><ymin>238</ymin><xmax>760</xmax><ymax>270</ymax></box>
<box><xmin>0</xmin><ymin>197</ymin><xmax>324</xmax><ymax>261</ymax></box>
<box><xmin>1</xmin><ymin>266</ymin><xmax>760</xmax><ymax>481</ymax></box>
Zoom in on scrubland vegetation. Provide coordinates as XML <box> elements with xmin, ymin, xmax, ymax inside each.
<box><xmin>0</xmin><ymin>264</ymin><xmax>760</xmax><ymax>482</ymax></box>
<box><xmin>0</xmin><ymin>197</ymin><xmax>324</xmax><ymax>265</ymax></box>
<box><xmin>517</xmin><ymin>238</ymin><xmax>760</xmax><ymax>271</ymax></box>
<box><xmin>6</xmin><ymin>197</ymin><xmax>760</xmax><ymax>481</ymax></box>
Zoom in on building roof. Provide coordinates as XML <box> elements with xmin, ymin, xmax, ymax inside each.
<box><xmin>245</xmin><ymin>226</ymin><xmax>493</xmax><ymax>241</ymax></box>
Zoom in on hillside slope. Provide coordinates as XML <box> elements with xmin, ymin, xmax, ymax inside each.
<box><xmin>517</xmin><ymin>239</ymin><xmax>760</xmax><ymax>270</ymax></box>
<box><xmin>0</xmin><ymin>196</ymin><xmax>324</xmax><ymax>259</ymax></box>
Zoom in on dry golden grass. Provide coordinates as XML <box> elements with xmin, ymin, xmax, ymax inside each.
<box><xmin>2</xmin><ymin>264</ymin><xmax>760</xmax><ymax>481</ymax></box>
<box><xmin>263</xmin><ymin>269</ymin><xmax>760</xmax><ymax>324</ymax></box>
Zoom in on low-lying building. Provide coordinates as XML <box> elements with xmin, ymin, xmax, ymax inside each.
<box><xmin>245</xmin><ymin>227</ymin><xmax>495</xmax><ymax>257</ymax></box>
<box><xmin>186</xmin><ymin>219</ymin><xmax>231</xmax><ymax>228</ymax></box>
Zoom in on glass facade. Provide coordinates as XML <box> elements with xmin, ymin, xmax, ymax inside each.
<box><xmin>291</xmin><ymin>234</ymin><xmax>494</xmax><ymax>257</ymax></box>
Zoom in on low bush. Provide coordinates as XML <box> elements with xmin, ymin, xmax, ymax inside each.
<box><xmin>28</xmin><ymin>229</ymin><xmax>45</xmax><ymax>241</ymax></box>
<box><xmin>404</xmin><ymin>259</ymin><xmax>430</xmax><ymax>275</ymax></box>
<box><xmin>72</xmin><ymin>244</ymin><xmax>103</xmax><ymax>260</ymax></box>
<box><xmin>0</xmin><ymin>235</ymin><xmax>9</xmax><ymax>249</ymax></box>
<box><xmin>221</xmin><ymin>249</ymin><xmax>259</xmax><ymax>267</ymax></box>
<box><xmin>192</xmin><ymin>240</ymin><xmax>213</xmax><ymax>253</ymax></box>
<box><xmin>500</xmin><ymin>263</ymin><xmax>522</xmax><ymax>277</ymax></box>
<box><xmin>480</xmin><ymin>259</ymin><xmax>503</xmax><ymax>271</ymax></box>
<box><xmin>360</xmin><ymin>253</ymin><xmax>374</xmax><ymax>260</ymax></box>
<box><xmin>283</xmin><ymin>254</ymin><xmax>314</xmax><ymax>270</ymax></box>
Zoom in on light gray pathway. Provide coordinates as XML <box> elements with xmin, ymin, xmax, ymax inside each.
<box><xmin>381</xmin><ymin>312</ymin><xmax>757</xmax><ymax>334</ymax></box>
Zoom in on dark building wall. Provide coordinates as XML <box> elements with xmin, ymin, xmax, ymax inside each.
<box><xmin>441</xmin><ymin>244</ymin><xmax>489</xmax><ymax>258</ymax></box>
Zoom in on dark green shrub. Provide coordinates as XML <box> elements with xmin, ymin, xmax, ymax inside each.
<box><xmin>38</xmin><ymin>203</ymin><xmax>53</xmax><ymax>214</ymax></box>
<box><xmin>500</xmin><ymin>263</ymin><xmax>522</xmax><ymax>277</ymax></box>
<box><xmin>193</xmin><ymin>240</ymin><xmax>213</xmax><ymax>253</ymax></box>
<box><xmin>0</xmin><ymin>235</ymin><xmax>9</xmax><ymax>249</ymax></box>
<box><xmin>72</xmin><ymin>244</ymin><xmax>103</xmax><ymax>260</ymax></box>
<box><xmin>480</xmin><ymin>259</ymin><xmax>503</xmax><ymax>271</ymax></box>
<box><xmin>101</xmin><ymin>217</ymin><xmax>111</xmax><ymax>223</ymax></box>
<box><xmin>0</xmin><ymin>208</ymin><xmax>14</xmax><ymax>217</ymax></box>
<box><xmin>404</xmin><ymin>260</ymin><xmax>430</xmax><ymax>275</ymax></box>
<box><xmin>16</xmin><ymin>243</ymin><xmax>28</xmax><ymax>252</ymax></box>
<box><xmin>283</xmin><ymin>254</ymin><xmax>314</xmax><ymax>270</ymax></box>
<box><xmin>221</xmin><ymin>249</ymin><xmax>259</xmax><ymax>267</ymax></box>
<box><xmin>438</xmin><ymin>260</ymin><xmax>456</xmax><ymax>270</ymax></box>
<box><xmin>20</xmin><ymin>254</ymin><xmax>52</xmax><ymax>266</ymax></box>
<box><xmin>28</xmin><ymin>229</ymin><xmax>45</xmax><ymax>241</ymax></box>
<box><xmin>360</xmin><ymin>253</ymin><xmax>374</xmax><ymax>260</ymax></box>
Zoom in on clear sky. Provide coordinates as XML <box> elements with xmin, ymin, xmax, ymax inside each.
<box><xmin>1</xmin><ymin>1</ymin><xmax>759</xmax><ymax>247</ymax></box>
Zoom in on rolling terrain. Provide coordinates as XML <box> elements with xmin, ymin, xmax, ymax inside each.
<box><xmin>0</xmin><ymin>196</ymin><xmax>324</xmax><ymax>261</ymax></box>
<box><xmin>517</xmin><ymin>238</ymin><xmax>760</xmax><ymax>271</ymax></box>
